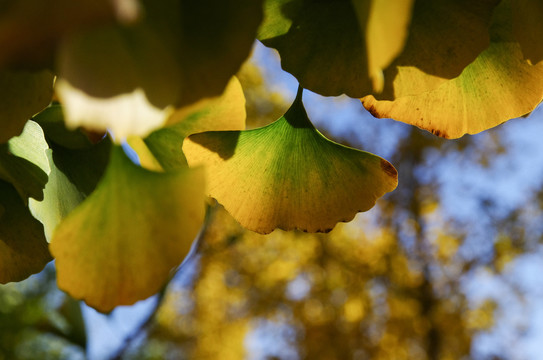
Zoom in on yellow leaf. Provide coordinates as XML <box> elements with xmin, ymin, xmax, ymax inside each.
<box><xmin>363</xmin><ymin>0</ymin><xmax>543</xmax><ymax>138</ymax></box>
<box><xmin>183</xmin><ymin>89</ymin><xmax>397</xmax><ymax>234</ymax></box>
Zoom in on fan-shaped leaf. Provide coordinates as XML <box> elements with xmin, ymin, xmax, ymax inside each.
<box><xmin>0</xmin><ymin>180</ymin><xmax>51</xmax><ymax>284</ymax></box>
<box><xmin>362</xmin><ymin>0</ymin><xmax>543</xmax><ymax>139</ymax></box>
<box><xmin>183</xmin><ymin>89</ymin><xmax>397</xmax><ymax>234</ymax></box>
<box><xmin>50</xmin><ymin>146</ymin><xmax>205</xmax><ymax>312</ymax></box>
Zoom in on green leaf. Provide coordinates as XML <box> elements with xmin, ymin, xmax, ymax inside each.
<box><xmin>183</xmin><ymin>88</ymin><xmax>397</xmax><ymax>234</ymax></box>
<box><xmin>0</xmin><ymin>120</ymin><xmax>49</xmax><ymax>202</ymax></box>
<box><xmin>142</xmin><ymin>77</ymin><xmax>247</xmax><ymax>171</ymax></box>
<box><xmin>50</xmin><ymin>146</ymin><xmax>205</xmax><ymax>312</ymax></box>
<box><xmin>0</xmin><ymin>70</ymin><xmax>54</xmax><ymax>143</ymax></box>
<box><xmin>56</xmin><ymin>0</ymin><xmax>262</xmax><ymax>138</ymax></box>
<box><xmin>258</xmin><ymin>0</ymin><xmax>495</xmax><ymax>97</ymax></box>
<box><xmin>362</xmin><ymin>0</ymin><xmax>543</xmax><ymax>138</ymax></box>
<box><xmin>0</xmin><ymin>180</ymin><xmax>52</xmax><ymax>284</ymax></box>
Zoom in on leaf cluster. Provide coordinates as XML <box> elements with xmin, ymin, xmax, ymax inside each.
<box><xmin>0</xmin><ymin>0</ymin><xmax>542</xmax><ymax>312</ymax></box>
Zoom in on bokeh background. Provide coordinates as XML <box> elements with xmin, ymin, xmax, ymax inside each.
<box><xmin>2</xmin><ymin>42</ymin><xmax>543</xmax><ymax>360</ymax></box>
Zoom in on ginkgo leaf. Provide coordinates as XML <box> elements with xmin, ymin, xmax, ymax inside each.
<box><xmin>50</xmin><ymin>145</ymin><xmax>205</xmax><ymax>312</ymax></box>
<box><xmin>258</xmin><ymin>0</ymin><xmax>496</xmax><ymax>98</ymax></box>
<box><xmin>0</xmin><ymin>70</ymin><xmax>54</xmax><ymax>143</ymax></box>
<box><xmin>57</xmin><ymin>0</ymin><xmax>262</xmax><ymax>116</ymax></box>
<box><xmin>183</xmin><ymin>88</ymin><xmax>397</xmax><ymax>234</ymax></box>
<box><xmin>362</xmin><ymin>0</ymin><xmax>543</xmax><ymax>139</ymax></box>
<box><xmin>29</xmin><ymin>150</ymin><xmax>85</xmax><ymax>242</ymax></box>
<box><xmin>0</xmin><ymin>120</ymin><xmax>49</xmax><ymax>202</ymax></box>
<box><xmin>0</xmin><ymin>180</ymin><xmax>52</xmax><ymax>284</ymax></box>
<box><xmin>512</xmin><ymin>0</ymin><xmax>543</xmax><ymax>64</ymax></box>
<box><xmin>142</xmin><ymin>76</ymin><xmax>246</xmax><ymax>171</ymax></box>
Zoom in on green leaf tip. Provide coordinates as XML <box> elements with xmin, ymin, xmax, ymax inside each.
<box><xmin>183</xmin><ymin>92</ymin><xmax>398</xmax><ymax>234</ymax></box>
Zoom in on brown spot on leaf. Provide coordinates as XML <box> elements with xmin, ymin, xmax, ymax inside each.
<box><xmin>380</xmin><ymin>159</ymin><xmax>398</xmax><ymax>179</ymax></box>
<box><xmin>361</xmin><ymin>99</ymin><xmax>383</xmax><ymax>119</ymax></box>
<box><xmin>430</xmin><ymin>128</ymin><xmax>449</xmax><ymax>138</ymax></box>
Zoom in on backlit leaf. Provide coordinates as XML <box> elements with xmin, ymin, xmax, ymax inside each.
<box><xmin>258</xmin><ymin>0</ymin><xmax>496</xmax><ymax>97</ymax></box>
<box><xmin>0</xmin><ymin>180</ymin><xmax>51</xmax><ymax>283</ymax></box>
<box><xmin>0</xmin><ymin>70</ymin><xmax>54</xmax><ymax>143</ymax></box>
<box><xmin>50</xmin><ymin>146</ymin><xmax>205</xmax><ymax>312</ymax></box>
<box><xmin>183</xmin><ymin>89</ymin><xmax>397</xmax><ymax>234</ymax></box>
<box><xmin>362</xmin><ymin>0</ymin><xmax>543</xmax><ymax>138</ymax></box>
<box><xmin>143</xmin><ymin>77</ymin><xmax>246</xmax><ymax>171</ymax></box>
<box><xmin>57</xmin><ymin>0</ymin><xmax>262</xmax><ymax>128</ymax></box>
<box><xmin>0</xmin><ymin>121</ymin><xmax>49</xmax><ymax>202</ymax></box>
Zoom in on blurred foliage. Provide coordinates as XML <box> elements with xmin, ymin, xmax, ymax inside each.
<box><xmin>0</xmin><ymin>265</ymin><xmax>86</xmax><ymax>360</ymax></box>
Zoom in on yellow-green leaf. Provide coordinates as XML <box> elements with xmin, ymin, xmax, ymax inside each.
<box><xmin>362</xmin><ymin>0</ymin><xmax>543</xmax><ymax>139</ymax></box>
<box><xmin>0</xmin><ymin>70</ymin><xmax>54</xmax><ymax>143</ymax></box>
<box><xmin>0</xmin><ymin>180</ymin><xmax>52</xmax><ymax>284</ymax></box>
<box><xmin>183</xmin><ymin>89</ymin><xmax>397</xmax><ymax>234</ymax></box>
<box><xmin>50</xmin><ymin>146</ymin><xmax>205</xmax><ymax>312</ymax></box>
<box><xmin>143</xmin><ymin>77</ymin><xmax>246</xmax><ymax>171</ymax></box>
